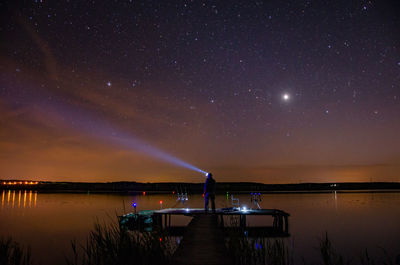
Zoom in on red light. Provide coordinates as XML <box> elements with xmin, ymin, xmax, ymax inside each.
<box><xmin>172</xmin><ymin>191</ymin><xmax>175</xmax><ymax>194</ymax></box>
<box><xmin>159</xmin><ymin>237</ymin><xmax>162</xmax><ymax>242</ymax></box>
<box><xmin>159</xmin><ymin>200</ymin><xmax>163</xmax><ymax>204</ymax></box>
<box><xmin>142</xmin><ymin>192</ymin><xmax>146</xmax><ymax>196</ymax></box>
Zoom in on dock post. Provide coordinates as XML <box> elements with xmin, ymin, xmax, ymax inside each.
<box><xmin>284</xmin><ymin>215</ymin><xmax>289</xmax><ymax>233</ymax></box>
<box><xmin>155</xmin><ymin>214</ymin><xmax>163</xmax><ymax>231</ymax></box>
<box><xmin>240</xmin><ymin>215</ymin><xmax>246</xmax><ymax>228</ymax></box>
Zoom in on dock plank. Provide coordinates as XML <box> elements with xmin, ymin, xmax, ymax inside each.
<box><xmin>172</xmin><ymin>215</ymin><xmax>232</xmax><ymax>265</ymax></box>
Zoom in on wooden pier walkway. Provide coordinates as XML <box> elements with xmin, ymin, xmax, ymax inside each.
<box><xmin>172</xmin><ymin>215</ymin><xmax>232</xmax><ymax>265</ymax></box>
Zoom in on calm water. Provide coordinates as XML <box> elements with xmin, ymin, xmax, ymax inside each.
<box><xmin>1</xmin><ymin>190</ymin><xmax>399</xmax><ymax>264</ymax></box>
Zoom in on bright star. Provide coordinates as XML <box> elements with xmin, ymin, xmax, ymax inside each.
<box><xmin>282</xmin><ymin>93</ymin><xmax>290</xmax><ymax>101</ymax></box>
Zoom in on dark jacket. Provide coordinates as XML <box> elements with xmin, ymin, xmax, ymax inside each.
<box><xmin>204</xmin><ymin>177</ymin><xmax>216</xmax><ymax>195</ymax></box>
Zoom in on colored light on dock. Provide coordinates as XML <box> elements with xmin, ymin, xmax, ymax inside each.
<box><xmin>133</xmin><ymin>203</ymin><xmax>137</xmax><ymax>207</ymax></box>
<box><xmin>142</xmin><ymin>192</ymin><xmax>146</xmax><ymax>196</ymax></box>
<box><xmin>159</xmin><ymin>200</ymin><xmax>163</xmax><ymax>204</ymax></box>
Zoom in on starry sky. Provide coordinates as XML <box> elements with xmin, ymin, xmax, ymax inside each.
<box><xmin>1</xmin><ymin>0</ymin><xmax>400</xmax><ymax>183</ymax></box>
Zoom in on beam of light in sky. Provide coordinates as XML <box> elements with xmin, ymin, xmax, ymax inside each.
<box><xmin>1</xmin><ymin>81</ymin><xmax>208</xmax><ymax>177</ymax></box>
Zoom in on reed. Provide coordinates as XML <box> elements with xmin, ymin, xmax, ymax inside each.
<box><xmin>0</xmin><ymin>237</ymin><xmax>32</xmax><ymax>265</ymax></box>
<box><xmin>227</xmin><ymin>230</ymin><xmax>398</xmax><ymax>265</ymax></box>
<box><xmin>65</xmin><ymin>220</ymin><xmax>175</xmax><ymax>265</ymax></box>
<box><xmin>225</xmin><ymin>216</ymin><xmax>291</xmax><ymax>265</ymax></box>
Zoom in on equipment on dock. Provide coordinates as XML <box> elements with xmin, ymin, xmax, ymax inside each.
<box><xmin>230</xmin><ymin>195</ymin><xmax>240</xmax><ymax>207</ymax></box>
<box><xmin>251</xmin><ymin>193</ymin><xmax>262</xmax><ymax>209</ymax></box>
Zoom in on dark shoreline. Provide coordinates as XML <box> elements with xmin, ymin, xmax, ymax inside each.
<box><xmin>1</xmin><ymin>180</ymin><xmax>399</xmax><ymax>194</ymax></box>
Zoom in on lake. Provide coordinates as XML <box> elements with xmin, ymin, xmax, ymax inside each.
<box><xmin>1</xmin><ymin>190</ymin><xmax>399</xmax><ymax>264</ymax></box>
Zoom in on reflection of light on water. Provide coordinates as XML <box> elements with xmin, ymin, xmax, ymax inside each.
<box><xmin>334</xmin><ymin>191</ymin><xmax>337</xmax><ymax>210</ymax></box>
<box><xmin>0</xmin><ymin>190</ymin><xmax>38</xmax><ymax>209</ymax></box>
<box><xmin>1</xmin><ymin>190</ymin><xmax>4</xmax><ymax>209</ymax></box>
<box><xmin>29</xmin><ymin>191</ymin><xmax>32</xmax><ymax>208</ymax></box>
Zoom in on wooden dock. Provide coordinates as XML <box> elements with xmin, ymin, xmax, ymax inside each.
<box><xmin>172</xmin><ymin>215</ymin><xmax>232</xmax><ymax>265</ymax></box>
<box><xmin>151</xmin><ymin>207</ymin><xmax>290</xmax><ymax>237</ymax></box>
<box><xmin>120</xmin><ymin>207</ymin><xmax>290</xmax><ymax>237</ymax></box>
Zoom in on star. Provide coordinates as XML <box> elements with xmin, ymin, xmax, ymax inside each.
<box><xmin>282</xmin><ymin>93</ymin><xmax>290</xmax><ymax>101</ymax></box>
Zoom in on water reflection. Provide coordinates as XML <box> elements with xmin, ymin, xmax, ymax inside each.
<box><xmin>12</xmin><ymin>191</ymin><xmax>15</xmax><ymax>208</ymax></box>
<box><xmin>0</xmin><ymin>190</ymin><xmax>38</xmax><ymax>209</ymax></box>
<box><xmin>333</xmin><ymin>190</ymin><xmax>337</xmax><ymax>210</ymax></box>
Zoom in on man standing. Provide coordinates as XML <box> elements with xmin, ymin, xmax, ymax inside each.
<box><xmin>204</xmin><ymin>173</ymin><xmax>216</xmax><ymax>213</ymax></box>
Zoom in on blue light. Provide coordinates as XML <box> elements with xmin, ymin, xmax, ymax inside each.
<box><xmin>3</xmin><ymin>85</ymin><xmax>208</xmax><ymax>176</ymax></box>
<box><xmin>133</xmin><ymin>203</ymin><xmax>137</xmax><ymax>207</ymax></box>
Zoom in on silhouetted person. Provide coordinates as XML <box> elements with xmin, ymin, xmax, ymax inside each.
<box><xmin>204</xmin><ymin>173</ymin><xmax>216</xmax><ymax>213</ymax></box>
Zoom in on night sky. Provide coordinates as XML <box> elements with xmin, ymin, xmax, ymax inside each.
<box><xmin>1</xmin><ymin>0</ymin><xmax>399</xmax><ymax>183</ymax></box>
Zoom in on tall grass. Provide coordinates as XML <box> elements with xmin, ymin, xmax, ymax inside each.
<box><xmin>2</xmin><ymin>218</ymin><xmax>398</xmax><ymax>265</ymax></box>
<box><xmin>225</xmin><ymin>217</ymin><xmax>397</xmax><ymax>265</ymax></box>
<box><xmin>0</xmin><ymin>237</ymin><xmax>32</xmax><ymax>265</ymax></box>
<box><xmin>225</xmin><ymin>215</ymin><xmax>291</xmax><ymax>265</ymax></box>
<box><xmin>65</xmin><ymin>220</ymin><xmax>176</xmax><ymax>265</ymax></box>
